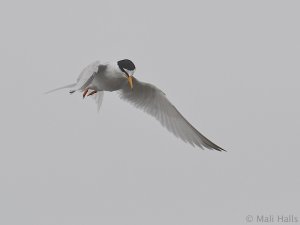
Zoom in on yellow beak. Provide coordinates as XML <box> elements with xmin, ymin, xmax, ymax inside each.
<box><xmin>127</xmin><ymin>76</ymin><xmax>133</xmax><ymax>89</ymax></box>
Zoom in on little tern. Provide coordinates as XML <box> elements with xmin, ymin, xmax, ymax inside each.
<box><xmin>46</xmin><ymin>59</ymin><xmax>225</xmax><ymax>151</ymax></box>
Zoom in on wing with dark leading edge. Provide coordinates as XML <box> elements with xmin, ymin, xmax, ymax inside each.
<box><xmin>118</xmin><ymin>77</ymin><xmax>225</xmax><ymax>151</ymax></box>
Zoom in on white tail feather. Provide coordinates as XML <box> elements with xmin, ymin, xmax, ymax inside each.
<box><xmin>93</xmin><ymin>91</ymin><xmax>104</xmax><ymax>112</ymax></box>
<box><xmin>45</xmin><ymin>83</ymin><xmax>76</xmax><ymax>94</ymax></box>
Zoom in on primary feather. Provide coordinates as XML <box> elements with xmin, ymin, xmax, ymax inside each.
<box><xmin>119</xmin><ymin>77</ymin><xmax>225</xmax><ymax>151</ymax></box>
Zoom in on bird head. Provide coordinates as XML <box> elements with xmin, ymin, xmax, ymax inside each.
<box><xmin>117</xmin><ymin>59</ymin><xmax>136</xmax><ymax>89</ymax></box>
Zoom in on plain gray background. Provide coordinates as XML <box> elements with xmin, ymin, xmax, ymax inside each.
<box><xmin>0</xmin><ymin>0</ymin><xmax>299</xmax><ymax>224</ymax></box>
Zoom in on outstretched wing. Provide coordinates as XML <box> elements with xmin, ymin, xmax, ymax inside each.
<box><xmin>45</xmin><ymin>61</ymin><xmax>106</xmax><ymax>94</ymax></box>
<box><xmin>118</xmin><ymin>77</ymin><xmax>225</xmax><ymax>151</ymax></box>
<box><xmin>71</xmin><ymin>61</ymin><xmax>106</xmax><ymax>92</ymax></box>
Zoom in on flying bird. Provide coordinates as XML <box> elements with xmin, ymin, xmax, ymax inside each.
<box><xmin>46</xmin><ymin>59</ymin><xmax>225</xmax><ymax>151</ymax></box>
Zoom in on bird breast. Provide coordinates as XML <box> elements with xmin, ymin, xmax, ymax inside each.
<box><xmin>92</xmin><ymin>67</ymin><xmax>127</xmax><ymax>92</ymax></box>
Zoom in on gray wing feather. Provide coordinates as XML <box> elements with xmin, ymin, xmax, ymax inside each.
<box><xmin>118</xmin><ymin>77</ymin><xmax>225</xmax><ymax>151</ymax></box>
<box><xmin>72</xmin><ymin>61</ymin><xmax>106</xmax><ymax>91</ymax></box>
<box><xmin>45</xmin><ymin>61</ymin><xmax>107</xmax><ymax>104</ymax></box>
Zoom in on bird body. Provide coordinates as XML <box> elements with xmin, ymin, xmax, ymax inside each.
<box><xmin>69</xmin><ymin>61</ymin><xmax>126</xmax><ymax>92</ymax></box>
<box><xmin>92</xmin><ymin>62</ymin><xmax>128</xmax><ymax>92</ymax></box>
<box><xmin>46</xmin><ymin>59</ymin><xmax>225</xmax><ymax>151</ymax></box>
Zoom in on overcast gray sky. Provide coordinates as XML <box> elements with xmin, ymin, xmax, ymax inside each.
<box><xmin>0</xmin><ymin>0</ymin><xmax>299</xmax><ymax>225</ymax></box>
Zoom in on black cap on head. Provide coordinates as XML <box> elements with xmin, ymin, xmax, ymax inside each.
<box><xmin>117</xmin><ymin>59</ymin><xmax>136</xmax><ymax>73</ymax></box>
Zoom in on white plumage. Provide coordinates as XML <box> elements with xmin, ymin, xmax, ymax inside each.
<box><xmin>46</xmin><ymin>60</ymin><xmax>225</xmax><ymax>151</ymax></box>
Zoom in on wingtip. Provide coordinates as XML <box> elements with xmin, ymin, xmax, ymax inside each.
<box><xmin>208</xmin><ymin>144</ymin><xmax>226</xmax><ymax>152</ymax></box>
<box><xmin>217</xmin><ymin>148</ymin><xmax>227</xmax><ymax>152</ymax></box>
<box><xmin>213</xmin><ymin>146</ymin><xmax>227</xmax><ymax>152</ymax></box>
<box><xmin>201</xmin><ymin>144</ymin><xmax>226</xmax><ymax>152</ymax></box>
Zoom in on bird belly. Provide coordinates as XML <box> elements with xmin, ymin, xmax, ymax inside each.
<box><xmin>91</xmin><ymin>75</ymin><xmax>126</xmax><ymax>92</ymax></box>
